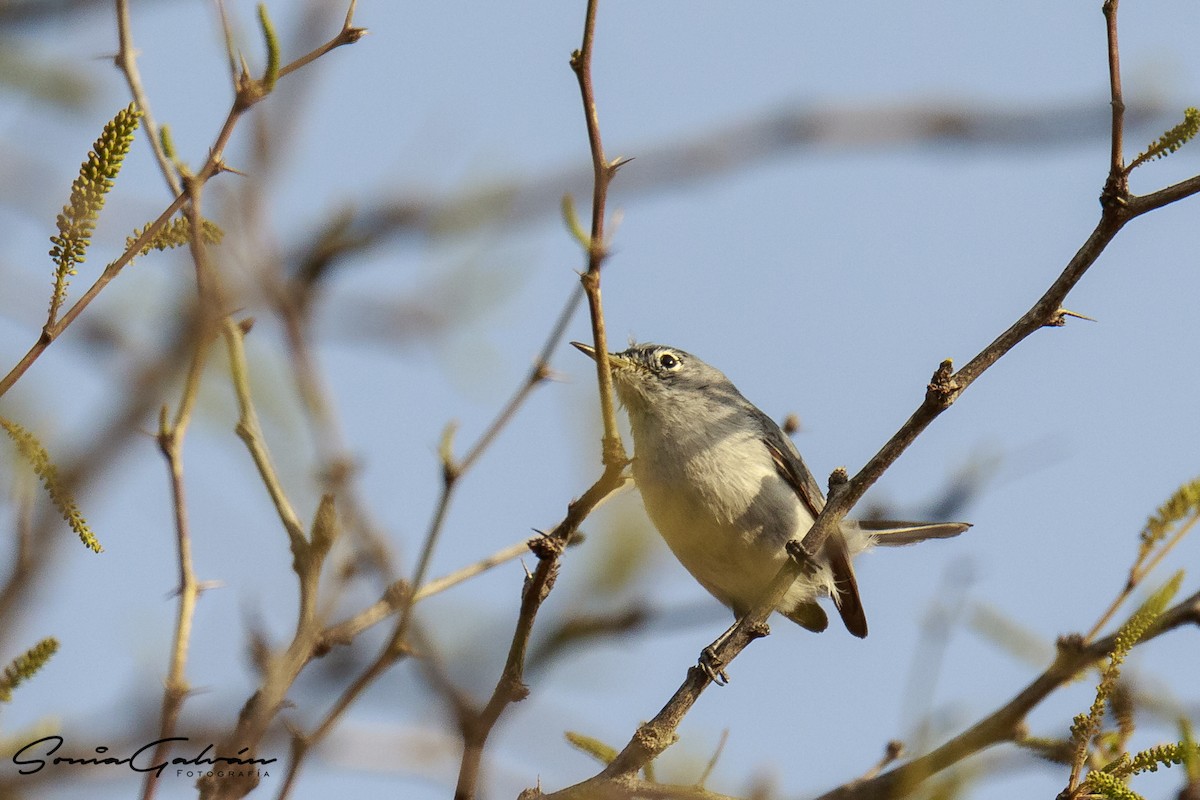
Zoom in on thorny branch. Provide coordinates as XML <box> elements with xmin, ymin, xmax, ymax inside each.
<box><xmin>139</xmin><ymin>311</ymin><xmax>215</xmax><ymax>800</ymax></box>
<box><xmin>525</xmin><ymin>0</ymin><xmax>1200</xmax><ymax>796</ymax></box>
<box><xmin>0</xmin><ymin>4</ymin><xmax>364</xmax><ymax>401</ymax></box>
<box><xmin>452</xmin><ymin>1</ymin><xmax>634</xmax><ymax>798</ymax></box>
<box><xmin>570</xmin><ymin>0</ymin><xmax>627</xmax><ymax>468</ymax></box>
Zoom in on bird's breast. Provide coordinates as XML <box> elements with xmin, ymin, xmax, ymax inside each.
<box><xmin>629</xmin><ymin>426</ymin><xmax>814</xmax><ymax>608</ymax></box>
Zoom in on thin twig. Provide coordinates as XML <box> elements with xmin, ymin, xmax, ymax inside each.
<box><xmin>899</xmin><ymin>569</ymin><xmax>974</xmax><ymax>756</ymax></box>
<box><xmin>697</xmin><ymin>730</ymin><xmax>730</xmax><ymax>787</ymax></box>
<box><xmin>455</xmin><ymin>464</ymin><xmax>626</xmax><ymax>800</ymax></box>
<box><xmin>320</xmin><ymin>540</ymin><xmax>533</xmax><ymax>650</ymax></box>
<box><xmin>277</xmin><ymin>0</ymin><xmax>364</xmax><ymax>79</ymax></box>
<box><xmin>316</xmin><ymin>491</ymin><xmax>616</xmax><ymax>651</ymax></box>
<box><xmin>140</xmin><ymin>298</ymin><xmax>216</xmax><ymax>800</ymax></box>
<box><xmin>0</xmin><ymin>486</ymin><xmax>37</xmax><ymax>653</ymax></box>
<box><xmin>1104</xmin><ymin>0</ymin><xmax>1126</xmax><ymax>182</ymax></box>
<box><xmin>570</xmin><ymin>0</ymin><xmax>626</xmax><ymax>468</ymax></box>
<box><xmin>114</xmin><ymin>0</ymin><xmax>181</xmax><ymax>196</ymax></box>
<box><xmin>1085</xmin><ymin>511</ymin><xmax>1200</xmax><ymax>642</ymax></box>
<box><xmin>214</xmin><ymin>0</ymin><xmax>239</xmax><ymax>86</ymax></box>
<box><xmin>454</xmin><ymin>536</ymin><xmax>559</xmax><ymax>800</ymax></box>
<box><xmin>198</xmin><ymin>317</ymin><xmax>333</xmax><ymax>800</ymax></box>
<box><xmin>853</xmin><ymin>741</ymin><xmax>906</xmax><ymax>786</ymax></box>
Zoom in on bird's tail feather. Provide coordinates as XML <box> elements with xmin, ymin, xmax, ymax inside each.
<box><xmin>858</xmin><ymin>520</ymin><xmax>971</xmax><ymax>546</ymax></box>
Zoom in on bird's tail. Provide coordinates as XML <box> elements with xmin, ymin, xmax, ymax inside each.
<box><xmin>856</xmin><ymin>520</ymin><xmax>972</xmax><ymax>546</ymax></box>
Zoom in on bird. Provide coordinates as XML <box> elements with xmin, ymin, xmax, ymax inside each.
<box><xmin>573</xmin><ymin>340</ymin><xmax>970</xmax><ymax>641</ymax></box>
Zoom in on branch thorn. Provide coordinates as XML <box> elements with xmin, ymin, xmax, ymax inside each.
<box><xmin>1046</xmin><ymin>308</ymin><xmax>1098</xmax><ymax>327</ymax></box>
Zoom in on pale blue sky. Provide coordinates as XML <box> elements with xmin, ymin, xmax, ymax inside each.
<box><xmin>1</xmin><ymin>1</ymin><xmax>1199</xmax><ymax>798</ymax></box>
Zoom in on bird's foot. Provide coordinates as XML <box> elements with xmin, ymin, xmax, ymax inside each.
<box><xmin>698</xmin><ymin>645</ymin><xmax>730</xmax><ymax>686</ymax></box>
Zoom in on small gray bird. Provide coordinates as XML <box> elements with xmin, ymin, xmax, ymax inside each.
<box><xmin>573</xmin><ymin>341</ymin><xmax>969</xmax><ymax>638</ymax></box>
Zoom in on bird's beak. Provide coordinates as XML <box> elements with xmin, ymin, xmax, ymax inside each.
<box><xmin>571</xmin><ymin>341</ymin><xmax>599</xmax><ymax>361</ymax></box>
<box><xmin>572</xmin><ymin>341</ymin><xmax>634</xmax><ymax>374</ymax></box>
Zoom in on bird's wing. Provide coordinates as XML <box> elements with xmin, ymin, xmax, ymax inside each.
<box><xmin>756</xmin><ymin>411</ymin><xmax>869</xmax><ymax>638</ymax></box>
<box><xmin>755</xmin><ymin>411</ymin><xmax>825</xmax><ymax>520</ymax></box>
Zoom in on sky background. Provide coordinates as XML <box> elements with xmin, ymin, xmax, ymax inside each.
<box><xmin>1</xmin><ymin>1</ymin><xmax>1199</xmax><ymax>798</ymax></box>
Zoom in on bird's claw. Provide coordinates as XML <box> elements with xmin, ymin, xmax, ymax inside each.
<box><xmin>699</xmin><ymin>646</ymin><xmax>730</xmax><ymax>686</ymax></box>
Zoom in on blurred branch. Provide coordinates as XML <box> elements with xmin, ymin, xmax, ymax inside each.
<box><xmin>204</xmin><ymin>1</ymin><xmax>397</xmax><ymax>592</ymax></box>
<box><xmin>0</xmin><ymin>298</ymin><xmax>199</xmax><ymax>651</ymax></box>
<box><xmin>272</xmin><ymin>223</ymin><xmax>395</xmax><ymax>584</ymax></box>
<box><xmin>899</xmin><ymin>565</ymin><xmax>975</xmax><ymax>755</ymax></box>
<box><xmin>1086</xmin><ymin>476</ymin><xmax>1200</xmax><ymax>642</ymax></box>
<box><xmin>526</xmin><ymin>604</ymin><xmax>651</xmax><ymax>672</ymax></box>
<box><xmin>196</xmin><ymin>317</ymin><xmax>341</xmax><ymax>800</ymax></box>
<box><xmin>814</xmin><ymin>589</ymin><xmax>1200</xmax><ymax>800</ymax></box>
<box><xmin>288</xmin><ymin>97</ymin><xmax>1166</xmax><ymax>287</ymax></box>
<box><xmin>0</xmin><ymin>487</ymin><xmax>37</xmax><ymax>645</ymax></box>
<box><xmin>0</xmin><ymin>0</ymin><xmax>162</xmax><ymax>26</ymax></box>
<box><xmin>225</xmin><ymin>317</ymin><xmax>305</xmax><ymax>545</ymax></box>
<box><xmin>0</xmin><ymin>46</ymin><xmax>93</xmax><ymax>109</ymax></box>
<box><xmin>276</xmin><ymin>279</ymin><xmax>592</xmax><ymax>797</ymax></box>
<box><xmin>319</xmin><ymin>540</ymin><xmax>531</xmax><ymax>652</ymax></box>
<box><xmin>319</xmin><ymin>521</ymin><xmax>598</xmax><ymax>653</ymax></box>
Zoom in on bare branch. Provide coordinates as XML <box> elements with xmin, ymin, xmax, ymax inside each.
<box><xmin>525</xmin><ymin>0</ymin><xmax>1200</xmax><ymax>793</ymax></box>
<box><xmin>139</xmin><ymin>316</ymin><xmax>216</xmax><ymax>800</ymax></box>
<box><xmin>570</xmin><ymin>0</ymin><xmax>627</xmax><ymax>468</ymax></box>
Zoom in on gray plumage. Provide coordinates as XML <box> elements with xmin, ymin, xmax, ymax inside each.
<box><xmin>573</xmin><ymin>341</ymin><xmax>970</xmax><ymax>638</ymax></box>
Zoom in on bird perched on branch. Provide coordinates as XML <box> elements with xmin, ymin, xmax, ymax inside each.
<box><xmin>573</xmin><ymin>341</ymin><xmax>970</xmax><ymax>641</ymax></box>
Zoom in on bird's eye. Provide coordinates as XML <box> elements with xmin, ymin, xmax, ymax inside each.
<box><xmin>658</xmin><ymin>352</ymin><xmax>680</xmax><ymax>370</ymax></box>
